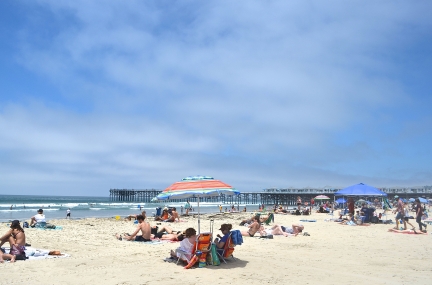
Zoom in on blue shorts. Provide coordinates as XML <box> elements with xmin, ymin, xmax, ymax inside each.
<box><xmin>395</xmin><ymin>212</ymin><xmax>404</xmax><ymax>220</ymax></box>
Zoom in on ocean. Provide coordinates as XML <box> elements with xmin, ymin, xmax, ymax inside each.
<box><xmin>0</xmin><ymin>194</ymin><xmax>258</xmax><ymax>222</ymax></box>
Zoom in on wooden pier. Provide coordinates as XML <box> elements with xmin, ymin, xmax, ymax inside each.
<box><xmin>110</xmin><ymin>186</ymin><xmax>432</xmax><ymax>205</ymax></box>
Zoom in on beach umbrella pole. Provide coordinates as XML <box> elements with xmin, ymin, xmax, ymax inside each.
<box><xmin>197</xmin><ymin>196</ymin><xmax>201</xmax><ymax>234</ymax></box>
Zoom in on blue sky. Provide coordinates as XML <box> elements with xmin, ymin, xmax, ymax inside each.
<box><xmin>1</xmin><ymin>1</ymin><xmax>431</xmax><ymax>196</ymax></box>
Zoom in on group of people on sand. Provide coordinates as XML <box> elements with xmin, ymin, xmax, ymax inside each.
<box><xmin>116</xmin><ymin>212</ymin><xmax>186</xmax><ymax>242</ymax></box>
<box><xmin>0</xmin><ymin>208</ymin><xmax>54</xmax><ymax>263</ymax></box>
<box><xmin>238</xmin><ymin>214</ymin><xmax>305</xmax><ymax>237</ymax></box>
<box><xmin>392</xmin><ymin>197</ymin><xmax>428</xmax><ymax>233</ymax></box>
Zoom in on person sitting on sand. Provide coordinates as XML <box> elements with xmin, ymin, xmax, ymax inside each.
<box><xmin>170</xmin><ymin>228</ymin><xmax>197</xmax><ymax>260</ymax></box>
<box><xmin>30</xmin><ymin>208</ymin><xmax>46</xmax><ymax>227</ymax></box>
<box><xmin>214</xmin><ymin>224</ymin><xmax>232</xmax><ymax>254</ymax></box>
<box><xmin>241</xmin><ymin>216</ymin><xmax>260</xmax><ymax>237</ymax></box>
<box><xmin>0</xmin><ymin>220</ymin><xmax>27</xmax><ymax>263</ymax></box>
<box><xmin>388</xmin><ymin>228</ymin><xmax>427</xmax><ymax>235</ymax></box>
<box><xmin>164</xmin><ymin>207</ymin><xmax>180</xmax><ymax>222</ymax></box>
<box><xmin>126</xmin><ymin>211</ymin><xmax>146</xmax><ymax>221</ymax></box>
<box><xmin>155</xmin><ymin>208</ymin><xmax>171</xmax><ymax>221</ymax></box>
<box><xmin>115</xmin><ymin>214</ymin><xmax>151</xmax><ymax>242</ymax></box>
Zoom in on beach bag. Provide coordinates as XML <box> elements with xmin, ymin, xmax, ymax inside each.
<box><xmin>210</xmin><ymin>244</ymin><xmax>220</xmax><ymax>266</ymax></box>
<box><xmin>23</xmin><ymin>221</ymin><xmax>29</xmax><ymax>228</ymax></box>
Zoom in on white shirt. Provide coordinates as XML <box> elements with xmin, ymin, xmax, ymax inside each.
<box><xmin>34</xmin><ymin>214</ymin><xmax>46</xmax><ymax>223</ymax></box>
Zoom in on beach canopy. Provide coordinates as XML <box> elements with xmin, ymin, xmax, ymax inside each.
<box><xmin>335</xmin><ymin>198</ymin><xmax>346</xmax><ymax>204</ymax></box>
<box><xmin>154</xmin><ymin>175</ymin><xmax>240</xmax><ymax>233</ymax></box>
<box><xmin>410</xmin><ymin>197</ymin><xmax>429</xmax><ymax>203</ymax></box>
<box><xmin>334</xmin><ymin>183</ymin><xmax>387</xmax><ymax>197</ymax></box>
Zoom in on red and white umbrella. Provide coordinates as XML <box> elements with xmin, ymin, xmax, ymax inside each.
<box><xmin>154</xmin><ymin>175</ymin><xmax>240</xmax><ymax>233</ymax></box>
<box><xmin>314</xmin><ymin>195</ymin><xmax>330</xmax><ymax>200</ymax></box>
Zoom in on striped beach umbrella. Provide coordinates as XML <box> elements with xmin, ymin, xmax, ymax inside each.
<box><xmin>154</xmin><ymin>175</ymin><xmax>240</xmax><ymax>233</ymax></box>
<box><xmin>314</xmin><ymin>195</ymin><xmax>330</xmax><ymax>200</ymax></box>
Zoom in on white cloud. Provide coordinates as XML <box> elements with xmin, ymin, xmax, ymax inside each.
<box><xmin>1</xmin><ymin>1</ymin><xmax>431</xmax><ymax>195</ymax></box>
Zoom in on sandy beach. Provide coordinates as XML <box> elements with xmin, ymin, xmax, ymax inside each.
<box><xmin>1</xmin><ymin>211</ymin><xmax>432</xmax><ymax>285</ymax></box>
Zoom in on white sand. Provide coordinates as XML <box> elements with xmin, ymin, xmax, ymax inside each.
<box><xmin>1</xmin><ymin>211</ymin><xmax>431</xmax><ymax>285</ymax></box>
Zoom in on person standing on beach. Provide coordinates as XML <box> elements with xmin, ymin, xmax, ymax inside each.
<box><xmin>393</xmin><ymin>198</ymin><xmax>406</xmax><ymax>230</ymax></box>
<box><xmin>348</xmin><ymin>198</ymin><xmax>355</xmax><ymax>215</ymax></box>
<box><xmin>415</xmin><ymin>198</ymin><xmax>427</xmax><ymax>232</ymax></box>
<box><xmin>296</xmin><ymin>197</ymin><xmax>302</xmax><ymax>211</ymax></box>
<box><xmin>403</xmin><ymin>202</ymin><xmax>415</xmax><ymax>230</ymax></box>
<box><xmin>185</xmin><ymin>200</ymin><xmax>191</xmax><ymax>215</ymax></box>
<box><xmin>66</xmin><ymin>208</ymin><xmax>71</xmax><ymax>219</ymax></box>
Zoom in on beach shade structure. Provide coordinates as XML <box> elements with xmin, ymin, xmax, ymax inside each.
<box><xmin>334</xmin><ymin>183</ymin><xmax>387</xmax><ymax>197</ymax></box>
<box><xmin>314</xmin><ymin>195</ymin><xmax>330</xmax><ymax>200</ymax></box>
<box><xmin>409</xmin><ymin>197</ymin><xmax>428</xmax><ymax>203</ymax></box>
<box><xmin>153</xmin><ymin>175</ymin><xmax>240</xmax><ymax>233</ymax></box>
<box><xmin>335</xmin><ymin>198</ymin><xmax>346</xmax><ymax>204</ymax></box>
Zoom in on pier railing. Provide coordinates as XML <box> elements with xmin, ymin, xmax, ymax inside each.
<box><xmin>110</xmin><ymin>186</ymin><xmax>432</xmax><ymax>205</ymax></box>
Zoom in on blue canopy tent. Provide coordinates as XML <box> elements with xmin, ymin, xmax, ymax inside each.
<box><xmin>334</xmin><ymin>183</ymin><xmax>387</xmax><ymax>197</ymax></box>
<box><xmin>334</xmin><ymin>183</ymin><xmax>387</xmax><ymax>222</ymax></box>
<box><xmin>335</xmin><ymin>198</ymin><xmax>346</xmax><ymax>204</ymax></box>
<box><xmin>410</xmin><ymin>197</ymin><xmax>429</xmax><ymax>203</ymax></box>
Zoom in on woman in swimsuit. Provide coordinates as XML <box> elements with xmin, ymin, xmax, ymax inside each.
<box><xmin>241</xmin><ymin>216</ymin><xmax>260</xmax><ymax>237</ymax></box>
<box><xmin>0</xmin><ymin>220</ymin><xmax>26</xmax><ymax>263</ymax></box>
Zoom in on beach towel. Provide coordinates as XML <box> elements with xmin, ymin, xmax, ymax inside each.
<box><xmin>231</xmin><ymin>230</ymin><xmax>243</xmax><ymax>245</ymax></box>
<box><xmin>299</xmin><ymin>219</ymin><xmax>317</xmax><ymax>222</ymax></box>
<box><xmin>0</xmin><ymin>247</ymin><xmax>71</xmax><ymax>261</ymax></box>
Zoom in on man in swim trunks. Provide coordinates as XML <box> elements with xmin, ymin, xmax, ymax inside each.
<box><xmin>116</xmin><ymin>214</ymin><xmax>151</xmax><ymax>242</ymax></box>
<box><xmin>241</xmin><ymin>216</ymin><xmax>260</xmax><ymax>237</ymax></box>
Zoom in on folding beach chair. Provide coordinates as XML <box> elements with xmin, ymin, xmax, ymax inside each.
<box><xmin>176</xmin><ymin>232</ymin><xmax>212</xmax><ymax>267</ymax></box>
<box><xmin>263</xmin><ymin>213</ymin><xmax>274</xmax><ymax>225</ymax></box>
<box><xmin>216</xmin><ymin>232</ymin><xmax>236</xmax><ymax>263</ymax></box>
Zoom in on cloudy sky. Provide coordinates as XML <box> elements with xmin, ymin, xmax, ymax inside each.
<box><xmin>1</xmin><ymin>1</ymin><xmax>431</xmax><ymax>196</ymax></box>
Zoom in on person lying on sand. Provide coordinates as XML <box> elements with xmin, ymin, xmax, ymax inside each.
<box><xmin>388</xmin><ymin>228</ymin><xmax>427</xmax><ymax>235</ymax></box>
<box><xmin>259</xmin><ymin>224</ymin><xmax>298</xmax><ymax>237</ymax></box>
<box><xmin>115</xmin><ymin>214</ymin><xmax>151</xmax><ymax>242</ymax></box>
<box><xmin>241</xmin><ymin>216</ymin><xmax>260</xmax><ymax>237</ymax></box>
<box><xmin>151</xmin><ymin>225</ymin><xmax>184</xmax><ymax>241</ymax></box>
<box><xmin>125</xmin><ymin>211</ymin><xmax>146</xmax><ymax>221</ymax></box>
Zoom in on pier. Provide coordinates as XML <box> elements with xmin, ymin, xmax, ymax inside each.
<box><xmin>110</xmin><ymin>186</ymin><xmax>432</xmax><ymax>205</ymax></box>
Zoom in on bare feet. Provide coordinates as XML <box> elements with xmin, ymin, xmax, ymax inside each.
<box><xmin>114</xmin><ymin>233</ymin><xmax>122</xmax><ymax>240</ymax></box>
<box><xmin>10</xmin><ymin>255</ymin><xmax>16</xmax><ymax>263</ymax></box>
